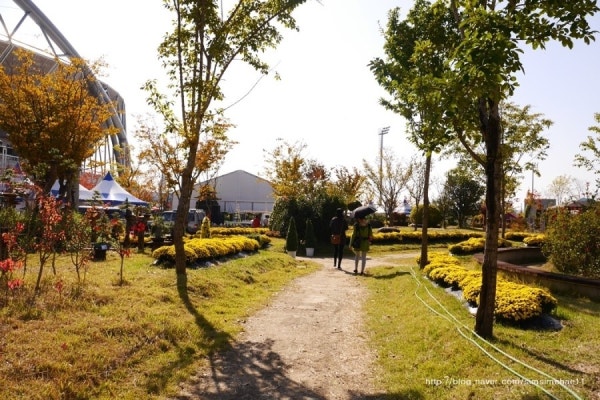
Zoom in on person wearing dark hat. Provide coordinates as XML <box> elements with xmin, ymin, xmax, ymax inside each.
<box><xmin>329</xmin><ymin>208</ymin><xmax>348</xmax><ymax>269</ymax></box>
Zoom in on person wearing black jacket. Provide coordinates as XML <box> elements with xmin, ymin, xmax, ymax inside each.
<box><xmin>329</xmin><ymin>208</ymin><xmax>348</xmax><ymax>269</ymax></box>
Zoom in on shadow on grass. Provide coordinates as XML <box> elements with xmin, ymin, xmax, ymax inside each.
<box><xmin>148</xmin><ymin>273</ymin><xmax>238</xmax><ymax>396</ymax></box>
<box><xmin>176</xmin><ymin>273</ymin><xmax>233</xmax><ymax>350</ymax></box>
<box><xmin>370</xmin><ymin>270</ymin><xmax>412</xmax><ymax>280</ymax></box>
<box><xmin>557</xmin><ymin>295</ymin><xmax>600</xmax><ymax>315</ymax></box>
<box><xmin>494</xmin><ymin>337</ymin><xmax>583</xmax><ymax>375</ymax></box>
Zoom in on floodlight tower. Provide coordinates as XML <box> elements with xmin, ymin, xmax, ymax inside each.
<box><xmin>378</xmin><ymin>126</ymin><xmax>390</xmax><ymax>206</ymax></box>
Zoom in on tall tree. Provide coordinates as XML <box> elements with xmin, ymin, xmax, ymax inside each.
<box><xmin>443</xmin><ymin>167</ymin><xmax>486</xmax><ymax>228</ymax></box>
<box><xmin>143</xmin><ymin>0</ymin><xmax>309</xmax><ymax>275</ymax></box>
<box><xmin>0</xmin><ymin>49</ymin><xmax>118</xmax><ymax>203</ymax></box>
<box><xmin>373</xmin><ymin>0</ymin><xmax>597</xmax><ymax>338</ymax></box>
<box><xmin>574</xmin><ymin>112</ymin><xmax>600</xmax><ymax>192</ymax></box>
<box><xmin>263</xmin><ymin>139</ymin><xmax>309</xmax><ymax>198</ymax></box>
<box><xmin>135</xmin><ymin>114</ymin><xmax>235</xmax><ymax>209</ymax></box>
<box><xmin>330</xmin><ymin>166</ymin><xmax>367</xmax><ymax>210</ymax></box>
<box><xmin>448</xmin><ymin>0</ymin><xmax>597</xmax><ymax>338</ymax></box>
<box><xmin>446</xmin><ymin>102</ymin><xmax>551</xmax><ymax>235</ymax></box>
<box><xmin>547</xmin><ymin>175</ymin><xmax>575</xmax><ymax>206</ymax></box>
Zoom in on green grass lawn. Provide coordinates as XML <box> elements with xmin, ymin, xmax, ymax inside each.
<box><xmin>0</xmin><ymin>238</ymin><xmax>598</xmax><ymax>399</ymax></box>
<box><xmin>364</xmin><ymin>259</ymin><xmax>599</xmax><ymax>399</ymax></box>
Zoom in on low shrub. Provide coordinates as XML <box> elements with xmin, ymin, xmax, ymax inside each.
<box><xmin>419</xmin><ymin>252</ymin><xmax>462</xmax><ymax>270</ymax></box>
<box><xmin>544</xmin><ymin>204</ymin><xmax>600</xmax><ymax>279</ymax></box>
<box><xmin>371</xmin><ymin>231</ymin><xmax>402</xmax><ymax>245</ymax></box>
<box><xmin>209</xmin><ymin>227</ymin><xmax>270</xmax><ymax>236</ymax></box>
<box><xmin>371</xmin><ymin>230</ymin><xmax>484</xmax><ymax>246</ymax></box>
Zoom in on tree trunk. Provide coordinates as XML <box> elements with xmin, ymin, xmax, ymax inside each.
<box><xmin>174</xmin><ymin>176</ymin><xmax>192</xmax><ymax>276</ymax></box>
<box><xmin>174</xmin><ymin>133</ymin><xmax>200</xmax><ymax>276</ymax></box>
<box><xmin>419</xmin><ymin>154</ymin><xmax>432</xmax><ymax>269</ymax></box>
<box><xmin>413</xmin><ymin>203</ymin><xmax>419</xmax><ymax>231</ymax></box>
<box><xmin>500</xmin><ymin>166</ymin><xmax>506</xmax><ymax>238</ymax></box>
<box><xmin>474</xmin><ymin>98</ymin><xmax>502</xmax><ymax>339</ymax></box>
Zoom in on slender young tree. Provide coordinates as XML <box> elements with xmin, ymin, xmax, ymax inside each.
<box><xmin>330</xmin><ymin>166</ymin><xmax>367</xmax><ymax>210</ymax></box>
<box><xmin>443</xmin><ymin>167</ymin><xmax>486</xmax><ymax>228</ymax></box>
<box><xmin>405</xmin><ymin>157</ymin><xmax>427</xmax><ymax>231</ymax></box>
<box><xmin>144</xmin><ymin>0</ymin><xmax>310</xmax><ymax>275</ymax></box>
<box><xmin>370</xmin><ymin>0</ymin><xmax>459</xmax><ymax>269</ymax></box>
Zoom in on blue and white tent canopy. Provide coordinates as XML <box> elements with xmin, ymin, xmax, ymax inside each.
<box><xmin>394</xmin><ymin>200</ymin><xmax>412</xmax><ymax>215</ymax></box>
<box><xmin>50</xmin><ymin>180</ymin><xmax>96</xmax><ymax>201</ymax></box>
<box><xmin>90</xmin><ymin>172</ymin><xmax>148</xmax><ymax>206</ymax></box>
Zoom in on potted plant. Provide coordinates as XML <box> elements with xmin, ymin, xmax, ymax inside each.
<box><xmin>304</xmin><ymin>219</ymin><xmax>317</xmax><ymax>257</ymax></box>
<box><xmin>151</xmin><ymin>214</ymin><xmax>167</xmax><ymax>249</ymax></box>
<box><xmin>285</xmin><ymin>216</ymin><xmax>298</xmax><ymax>258</ymax></box>
<box><xmin>87</xmin><ymin>204</ymin><xmax>113</xmax><ymax>261</ymax></box>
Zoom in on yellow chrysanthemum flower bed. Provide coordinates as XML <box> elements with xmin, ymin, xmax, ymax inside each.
<box><xmin>523</xmin><ymin>234</ymin><xmax>546</xmax><ymax>247</ymax></box>
<box><xmin>151</xmin><ymin>236</ymin><xmax>260</xmax><ymax>264</ymax></box>
<box><xmin>371</xmin><ymin>231</ymin><xmax>403</xmax><ymax>244</ymax></box>
<box><xmin>427</xmin><ymin>265</ymin><xmax>471</xmax><ymax>290</ymax></box>
<box><xmin>420</xmin><ymin>252</ymin><xmax>462</xmax><ymax>272</ymax></box>
<box><xmin>504</xmin><ymin>231</ymin><xmax>534</xmax><ymax>242</ymax></box>
<box><xmin>383</xmin><ymin>230</ymin><xmax>482</xmax><ymax>245</ymax></box>
<box><xmin>423</xmin><ymin>253</ymin><xmax>557</xmax><ymax>322</ymax></box>
<box><xmin>448</xmin><ymin>237</ymin><xmax>512</xmax><ymax>255</ymax></box>
<box><xmin>209</xmin><ymin>227</ymin><xmax>270</xmax><ymax>236</ymax></box>
<box><xmin>494</xmin><ymin>281</ymin><xmax>557</xmax><ymax>321</ymax></box>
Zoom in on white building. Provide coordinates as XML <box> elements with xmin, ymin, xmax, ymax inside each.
<box><xmin>170</xmin><ymin>170</ymin><xmax>275</xmax><ymax>220</ymax></box>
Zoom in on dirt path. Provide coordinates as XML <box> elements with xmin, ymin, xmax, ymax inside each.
<box><xmin>173</xmin><ymin>253</ymin><xmax>404</xmax><ymax>400</ymax></box>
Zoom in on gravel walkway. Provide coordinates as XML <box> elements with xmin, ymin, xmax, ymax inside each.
<box><xmin>172</xmin><ymin>254</ymin><xmax>399</xmax><ymax>400</ymax></box>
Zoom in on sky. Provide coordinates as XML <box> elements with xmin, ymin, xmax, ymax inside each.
<box><xmin>7</xmin><ymin>0</ymin><xmax>600</xmax><ymax>207</ymax></box>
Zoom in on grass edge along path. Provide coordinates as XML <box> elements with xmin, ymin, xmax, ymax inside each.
<box><xmin>0</xmin><ymin>250</ymin><xmax>320</xmax><ymax>400</ymax></box>
<box><xmin>363</xmin><ymin>257</ymin><xmax>597</xmax><ymax>400</ymax></box>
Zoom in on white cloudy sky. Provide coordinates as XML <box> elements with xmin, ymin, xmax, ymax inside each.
<box><xmin>7</xmin><ymin>0</ymin><xmax>600</xmax><ymax>205</ymax></box>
